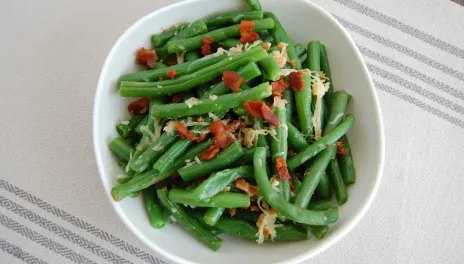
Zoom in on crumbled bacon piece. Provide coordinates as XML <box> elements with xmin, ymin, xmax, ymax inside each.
<box><xmin>288</xmin><ymin>71</ymin><xmax>304</xmax><ymax>91</ymax></box>
<box><xmin>276</xmin><ymin>157</ymin><xmax>291</xmax><ymax>180</ymax></box>
<box><xmin>201</xmin><ymin>145</ymin><xmax>220</xmax><ymax>160</ymax></box>
<box><xmin>240</xmin><ymin>31</ymin><xmax>260</xmax><ymax>44</ymax></box>
<box><xmin>209</xmin><ymin>120</ymin><xmax>226</xmax><ymax>135</ymax></box>
<box><xmin>271</xmin><ymin>79</ymin><xmax>288</xmax><ymax>97</ymax></box>
<box><xmin>137</xmin><ymin>48</ymin><xmax>158</xmax><ymax>68</ymax></box>
<box><xmin>239</xmin><ymin>21</ymin><xmax>255</xmax><ymax>33</ymax></box>
<box><xmin>243</xmin><ymin>100</ymin><xmax>264</xmax><ymax>117</ymax></box>
<box><xmin>289</xmin><ymin>179</ymin><xmax>295</xmax><ymax>192</ymax></box>
<box><xmin>166</xmin><ymin>70</ymin><xmax>178</xmax><ymax>79</ymax></box>
<box><xmin>196</xmin><ymin>133</ymin><xmax>209</xmax><ymax>143</ymax></box>
<box><xmin>175</xmin><ymin>122</ymin><xmax>197</xmax><ymax>141</ymax></box>
<box><xmin>201</xmin><ymin>36</ymin><xmax>213</xmax><ymax>56</ymax></box>
<box><xmin>243</xmin><ymin>100</ymin><xmax>280</xmax><ymax>127</ymax></box>
<box><xmin>209</xmin><ymin>120</ymin><xmax>234</xmax><ymax>149</ymax></box>
<box><xmin>226</xmin><ymin>120</ymin><xmax>244</xmax><ymax>133</ymax></box>
<box><xmin>261</xmin><ymin>42</ymin><xmax>272</xmax><ymax>51</ymax></box>
<box><xmin>172</xmin><ymin>92</ymin><xmax>184</xmax><ymax>103</ymax></box>
<box><xmin>249</xmin><ymin>205</ymin><xmax>260</xmax><ymax>212</ymax></box>
<box><xmin>336</xmin><ymin>140</ymin><xmax>349</xmax><ymax>155</ymax></box>
<box><xmin>261</xmin><ymin>104</ymin><xmax>279</xmax><ymax>127</ymax></box>
<box><xmin>222</xmin><ymin>71</ymin><xmax>244</xmax><ymax>93</ymax></box>
<box><xmin>128</xmin><ymin>97</ymin><xmax>150</xmax><ymax>116</ymax></box>
<box><xmin>234</xmin><ymin>178</ymin><xmax>258</xmax><ymax>196</ymax></box>
<box><xmin>229</xmin><ymin>208</ymin><xmax>236</xmax><ymax>217</ymax></box>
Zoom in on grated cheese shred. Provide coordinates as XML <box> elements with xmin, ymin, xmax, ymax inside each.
<box><xmin>311</xmin><ymin>74</ymin><xmax>330</xmax><ymax>140</ymax></box>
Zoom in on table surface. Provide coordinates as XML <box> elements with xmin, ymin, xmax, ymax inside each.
<box><xmin>1</xmin><ymin>0</ymin><xmax>463</xmax><ymax>263</ymax></box>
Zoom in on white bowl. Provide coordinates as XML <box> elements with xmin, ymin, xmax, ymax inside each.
<box><xmin>93</xmin><ymin>0</ymin><xmax>385</xmax><ymax>263</ymax></box>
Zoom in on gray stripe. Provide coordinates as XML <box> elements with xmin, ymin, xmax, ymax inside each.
<box><xmin>332</xmin><ymin>0</ymin><xmax>464</xmax><ymax>59</ymax></box>
<box><xmin>374</xmin><ymin>80</ymin><xmax>464</xmax><ymax>128</ymax></box>
<box><xmin>0</xmin><ymin>213</ymin><xmax>96</xmax><ymax>264</ymax></box>
<box><xmin>368</xmin><ymin>64</ymin><xmax>464</xmax><ymax>115</ymax></box>
<box><xmin>358</xmin><ymin>45</ymin><xmax>464</xmax><ymax>100</ymax></box>
<box><xmin>0</xmin><ymin>179</ymin><xmax>164</xmax><ymax>264</ymax></box>
<box><xmin>334</xmin><ymin>16</ymin><xmax>464</xmax><ymax>82</ymax></box>
<box><xmin>0</xmin><ymin>238</ymin><xmax>48</xmax><ymax>264</ymax></box>
<box><xmin>0</xmin><ymin>195</ymin><xmax>132</xmax><ymax>264</ymax></box>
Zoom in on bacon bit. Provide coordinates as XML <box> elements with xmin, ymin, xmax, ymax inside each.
<box><xmin>239</xmin><ymin>21</ymin><xmax>255</xmax><ymax>33</ymax></box>
<box><xmin>166</xmin><ymin>70</ymin><xmax>178</xmax><ymax>79</ymax></box>
<box><xmin>288</xmin><ymin>71</ymin><xmax>304</xmax><ymax>91</ymax></box>
<box><xmin>209</xmin><ymin>120</ymin><xmax>234</xmax><ymax>149</ymax></box>
<box><xmin>137</xmin><ymin>48</ymin><xmax>158</xmax><ymax>68</ymax></box>
<box><xmin>159</xmin><ymin>76</ymin><xmax>163</xmax><ymax>81</ymax></box>
<box><xmin>261</xmin><ymin>42</ymin><xmax>272</xmax><ymax>51</ymax></box>
<box><xmin>229</xmin><ymin>208</ymin><xmax>236</xmax><ymax>217</ymax></box>
<box><xmin>222</xmin><ymin>71</ymin><xmax>244</xmax><ymax>93</ymax></box>
<box><xmin>243</xmin><ymin>100</ymin><xmax>264</xmax><ymax>117</ymax></box>
<box><xmin>290</xmin><ymin>59</ymin><xmax>297</xmax><ymax>69</ymax></box>
<box><xmin>240</xmin><ymin>31</ymin><xmax>260</xmax><ymax>44</ymax></box>
<box><xmin>175</xmin><ymin>122</ymin><xmax>197</xmax><ymax>141</ymax></box>
<box><xmin>276</xmin><ymin>157</ymin><xmax>291</xmax><ymax>180</ymax></box>
<box><xmin>197</xmin><ymin>116</ymin><xmax>205</xmax><ymax>122</ymax></box>
<box><xmin>209</xmin><ymin>120</ymin><xmax>226</xmax><ymax>135</ymax></box>
<box><xmin>271</xmin><ymin>79</ymin><xmax>287</xmax><ymax>97</ymax></box>
<box><xmin>227</xmin><ymin>120</ymin><xmax>244</xmax><ymax>133</ymax></box>
<box><xmin>234</xmin><ymin>178</ymin><xmax>258</xmax><ymax>196</ymax></box>
<box><xmin>201</xmin><ymin>36</ymin><xmax>213</xmax><ymax>56</ymax></box>
<box><xmin>269</xmin><ymin>208</ymin><xmax>278</xmax><ymax>217</ymax></box>
<box><xmin>201</xmin><ymin>145</ymin><xmax>220</xmax><ymax>160</ymax></box>
<box><xmin>249</xmin><ymin>205</ymin><xmax>260</xmax><ymax>212</ymax></box>
<box><xmin>128</xmin><ymin>97</ymin><xmax>150</xmax><ymax>116</ymax></box>
<box><xmin>196</xmin><ymin>133</ymin><xmax>209</xmax><ymax>143</ymax></box>
<box><xmin>337</xmin><ymin>140</ymin><xmax>349</xmax><ymax>155</ymax></box>
<box><xmin>261</xmin><ymin>104</ymin><xmax>279</xmax><ymax>127</ymax></box>
<box><xmin>172</xmin><ymin>92</ymin><xmax>184</xmax><ymax>103</ymax></box>
<box><xmin>289</xmin><ymin>180</ymin><xmax>295</xmax><ymax>192</ymax></box>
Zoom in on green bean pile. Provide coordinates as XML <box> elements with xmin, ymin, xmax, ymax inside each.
<box><xmin>108</xmin><ymin>0</ymin><xmax>356</xmax><ymax>251</ymax></box>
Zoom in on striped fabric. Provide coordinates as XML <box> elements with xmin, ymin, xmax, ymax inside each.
<box><xmin>0</xmin><ymin>0</ymin><xmax>462</xmax><ymax>263</ymax></box>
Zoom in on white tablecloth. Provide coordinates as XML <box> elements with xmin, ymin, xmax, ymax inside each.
<box><xmin>1</xmin><ymin>0</ymin><xmax>463</xmax><ymax>263</ymax></box>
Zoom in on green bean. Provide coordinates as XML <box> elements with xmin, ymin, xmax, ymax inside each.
<box><xmin>245</xmin><ymin>0</ymin><xmax>263</xmax><ymax>11</ymax></box>
<box><xmin>205</xmin><ymin>11</ymin><xmax>263</xmax><ymax>27</ymax></box>
<box><xmin>274</xmin><ymin>225</ymin><xmax>309</xmax><ymax>241</ymax></box>
<box><xmin>327</xmin><ymin>158</ymin><xmax>348</xmax><ymax>205</ymax></box>
<box><xmin>307</xmin><ymin>40</ymin><xmax>321</xmax><ymax>72</ymax></box>
<box><xmin>218</xmin><ymin>38</ymin><xmax>242</xmax><ymax>49</ymax></box>
<box><xmin>157</xmin><ymin>188</ymin><xmax>223</xmax><ymax>251</ymax></box>
<box><xmin>305</xmin><ymin>225</ymin><xmax>328</xmax><ymax>240</ymax></box>
<box><xmin>150</xmin><ymin>23</ymin><xmax>189</xmax><ymax>47</ymax></box>
<box><xmin>233</xmin><ymin>105</ymin><xmax>248</xmax><ymax>116</ymax></box>
<box><xmin>130</xmin><ymin>132</ymin><xmax>179</xmax><ymax>173</ymax></box>
<box><xmin>264</xmin><ymin>12</ymin><xmax>301</xmax><ymax>69</ymax></box>
<box><xmin>120</xmin><ymin>47</ymin><xmax>268</xmax><ymax>97</ymax></box>
<box><xmin>185</xmin><ymin>50</ymin><xmax>201</xmax><ymax>62</ymax></box>
<box><xmin>167</xmin><ymin>18</ymin><xmax>274</xmax><ymax>53</ymax></box>
<box><xmin>153</xmin><ymin>62</ymin><xmax>168</xmax><ymax>69</ymax></box>
<box><xmin>109</xmin><ymin>137</ymin><xmax>134</xmax><ymax>161</ymax></box>
<box><xmin>287</xmin><ymin>114</ymin><xmax>355</xmax><ymax>170</ymax></box>
<box><xmin>294</xmin><ymin>73</ymin><xmax>313</xmax><ymax>136</ymax></box>
<box><xmin>232</xmin><ymin>209</ymin><xmax>259</xmax><ymax>223</ymax></box>
<box><xmin>142</xmin><ymin>187</ymin><xmax>165</xmax><ymax>229</ymax></box>
<box><xmin>253</xmin><ymin>147</ymin><xmax>338</xmax><ymax>225</ymax></box>
<box><xmin>258</xmin><ymin>56</ymin><xmax>281</xmax><ymax>81</ymax></box>
<box><xmin>287</xmin><ymin>122</ymin><xmax>310</xmax><ymax>152</ymax></box>
<box><xmin>162</xmin><ymin>209</ymin><xmax>173</xmax><ymax>224</ymax></box>
<box><xmin>294</xmin><ymin>43</ymin><xmax>306</xmax><ymax>58</ymax></box>
<box><xmin>324</xmin><ymin>90</ymin><xmax>350</xmax><ymax>135</ymax></box>
<box><xmin>120</xmin><ymin>53</ymin><xmax>226</xmax><ymax>82</ymax></box>
<box><xmin>193</xmin><ymin>166</ymin><xmax>254</xmax><ymax>200</ymax></box>
<box><xmin>111</xmin><ymin>168</ymin><xmax>175</xmax><ymax>201</ymax></box>
<box><xmin>169</xmin><ymin>189</ymin><xmax>250</xmax><ymax>208</ymax></box>
<box><xmin>294</xmin><ymin>145</ymin><xmax>336</xmax><ymax>208</ymax></box>
<box><xmin>116</xmin><ymin>173</ymin><xmax>134</xmax><ymax>185</ymax></box>
<box><xmin>201</xmin><ymin>62</ymin><xmax>262</xmax><ymax>99</ymax></box>
<box><xmin>179</xmin><ymin>141</ymin><xmax>245</xmax><ymax>181</ymax></box>
<box><xmin>116</xmin><ymin>114</ymin><xmax>145</xmax><ymax>138</ymax></box>
<box><xmin>175</xmin><ymin>138</ymin><xmax>214</xmax><ymax>167</ymax></box>
<box><xmin>134</xmin><ymin>115</ymin><xmax>148</xmax><ymax>134</ymax></box>
<box><xmin>308</xmin><ymin>199</ymin><xmax>332</xmax><ymax>211</ymax></box>
<box><xmin>282</xmin><ymin>89</ymin><xmax>295</xmax><ymax>122</ymax></box>
<box><xmin>271</xmin><ymin>102</ymin><xmax>290</xmax><ymax>201</ymax></box>
<box><xmin>151</xmin><ymin>82</ymin><xmax>272</xmax><ymax>118</ymax></box>
<box><xmin>338</xmin><ymin>135</ymin><xmax>355</xmax><ymax>184</ymax></box>
<box><xmin>260</xmin><ymin>31</ymin><xmax>275</xmax><ymax>44</ymax></box>
<box><xmin>315</xmin><ymin>172</ymin><xmax>332</xmax><ymax>199</ymax></box>
<box><xmin>254</xmin><ymin>117</ymin><xmax>271</xmax><ymax>155</ymax></box>
<box><xmin>320</xmin><ymin>44</ymin><xmax>334</xmax><ymax>106</ymax></box>
<box><xmin>154</xmin><ymin>46</ymin><xmax>170</xmax><ymax>59</ymax></box>
<box><xmin>171</xmin><ymin>20</ymin><xmax>208</xmax><ymax>42</ymax></box>
<box><xmin>152</xmin><ymin>139</ymin><xmax>193</xmax><ymax>173</ymax></box>
<box><xmin>203</xmin><ymin>207</ymin><xmax>226</xmax><ymax>226</ymax></box>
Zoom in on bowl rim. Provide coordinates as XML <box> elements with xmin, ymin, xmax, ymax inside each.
<box><xmin>93</xmin><ymin>0</ymin><xmax>385</xmax><ymax>263</ymax></box>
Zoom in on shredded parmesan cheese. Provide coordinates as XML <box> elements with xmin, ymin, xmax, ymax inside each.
<box><xmin>270</xmin><ymin>49</ymin><xmax>287</xmax><ymax>68</ymax></box>
<box><xmin>208</xmin><ymin>112</ymin><xmax>220</xmax><ymax>121</ymax></box>
<box><xmin>152</xmin><ymin>145</ymin><xmax>164</xmax><ymax>151</ymax></box>
<box><xmin>228</xmin><ymin>44</ymin><xmax>243</xmax><ymax>56</ymax></box>
<box><xmin>328</xmin><ymin>113</ymin><xmax>344</xmax><ymax>125</ymax></box>
<box><xmin>185</xmin><ymin>121</ymin><xmax>210</xmax><ymax>127</ymax></box>
<box><xmin>238</xmin><ymin>128</ymin><xmax>270</xmax><ymax>148</ymax></box>
<box><xmin>209</xmin><ymin>95</ymin><xmax>218</xmax><ymax>101</ymax></box>
<box><xmin>120</xmin><ymin>120</ymin><xmax>129</xmax><ymax>125</ymax></box>
<box><xmin>125</xmin><ymin>150</ymin><xmax>133</xmax><ymax>173</ymax></box>
<box><xmin>176</xmin><ymin>52</ymin><xmax>185</xmax><ymax>64</ymax></box>
<box><xmin>140</xmin><ymin>125</ymin><xmax>157</xmax><ymax>144</ymax></box>
<box><xmin>244</xmin><ymin>40</ymin><xmax>262</xmax><ymax>51</ymax></box>
<box><xmin>261</xmin><ymin>42</ymin><xmax>272</xmax><ymax>51</ymax></box>
<box><xmin>194</xmin><ymin>156</ymin><xmax>202</xmax><ymax>164</ymax></box>
<box><xmin>270</xmin><ymin>177</ymin><xmax>280</xmax><ymax>193</ymax></box>
<box><xmin>280</xmin><ymin>68</ymin><xmax>311</xmax><ymax>76</ymax></box>
<box><xmin>163</xmin><ymin>120</ymin><xmax>177</xmax><ymax>135</ymax></box>
<box><xmin>184</xmin><ymin>97</ymin><xmax>200</xmax><ymax>108</ymax></box>
<box><xmin>311</xmin><ymin>74</ymin><xmax>330</xmax><ymax>140</ymax></box>
<box><xmin>255</xmin><ymin>197</ymin><xmax>282</xmax><ymax>244</ymax></box>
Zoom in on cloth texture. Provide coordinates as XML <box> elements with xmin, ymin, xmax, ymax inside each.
<box><xmin>0</xmin><ymin>0</ymin><xmax>463</xmax><ymax>263</ymax></box>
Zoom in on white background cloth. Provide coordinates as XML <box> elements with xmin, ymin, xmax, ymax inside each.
<box><xmin>0</xmin><ymin>0</ymin><xmax>463</xmax><ymax>263</ymax></box>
